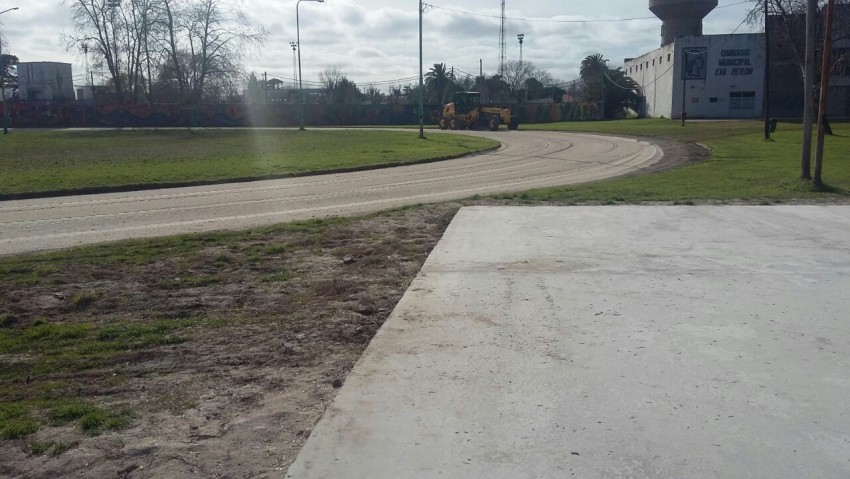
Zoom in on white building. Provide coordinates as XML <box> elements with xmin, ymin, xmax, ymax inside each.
<box><xmin>625</xmin><ymin>33</ymin><xmax>766</xmax><ymax>119</ymax></box>
<box><xmin>17</xmin><ymin>62</ymin><xmax>75</xmax><ymax>101</ymax></box>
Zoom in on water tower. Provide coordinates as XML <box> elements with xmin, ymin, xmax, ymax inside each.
<box><xmin>649</xmin><ymin>0</ymin><xmax>718</xmax><ymax>46</ymax></box>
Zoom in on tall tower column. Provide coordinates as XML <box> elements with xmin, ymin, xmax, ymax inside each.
<box><xmin>649</xmin><ymin>0</ymin><xmax>718</xmax><ymax>46</ymax></box>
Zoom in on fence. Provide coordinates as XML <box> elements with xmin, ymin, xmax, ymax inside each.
<box><xmin>0</xmin><ymin>100</ymin><xmax>602</xmax><ymax>129</ymax></box>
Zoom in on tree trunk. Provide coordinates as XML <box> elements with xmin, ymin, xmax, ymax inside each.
<box><xmin>813</xmin><ymin>0</ymin><xmax>835</xmax><ymax>188</ymax></box>
<box><xmin>801</xmin><ymin>0</ymin><xmax>817</xmax><ymax>180</ymax></box>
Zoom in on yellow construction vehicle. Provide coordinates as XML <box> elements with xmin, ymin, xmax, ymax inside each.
<box><xmin>438</xmin><ymin>92</ymin><xmax>519</xmax><ymax>131</ymax></box>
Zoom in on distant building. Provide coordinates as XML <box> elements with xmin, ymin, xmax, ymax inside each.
<box><xmin>17</xmin><ymin>62</ymin><xmax>75</xmax><ymax>101</ymax></box>
<box><xmin>625</xmin><ymin>33</ymin><xmax>766</xmax><ymax>119</ymax></box>
<box><xmin>625</xmin><ymin>0</ymin><xmax>849</xmax><ymax>119</ymax></box>
<box><xmin>75</xmin><ymin>85</ymin><xmax>95</xmax><ymax>101</ymax></box>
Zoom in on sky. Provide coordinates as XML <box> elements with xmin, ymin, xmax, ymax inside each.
<box><xmin>0</xmin><ymin>0</ymin><xmax>759</xmax><ymax>90</ymax></box>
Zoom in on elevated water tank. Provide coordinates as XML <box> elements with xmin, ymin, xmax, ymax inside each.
<box><xmin>649</xmin><ymin>0</ymin><xmax>718</xmax><ymax>46</ymax></box>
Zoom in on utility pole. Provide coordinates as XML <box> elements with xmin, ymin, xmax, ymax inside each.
<box><xmin>763</xmin><ymin>0</ymin><xmax>771</xmax><ymax>140</ymax></box>
<box><xmin>263</xmin><ymin>71</ymin><xmax>268</xmax><ymax>104</ymax></box>
<box><xmin>801</xmin><ymin>0</ymin><xmax>817</xmax><ymax>179</ymax></box>
<box><xmin>499</xmin><ymin>0</ymin><xmax>506</xmax><ymax>75</ymax></box>
<box><xmin>814</xmin><ymin>0</ymin><xmax>835</xmax><ymax>187</ymax></box>
<box><xmin>290</xmin><ymin>42</ymin><xmax>298</xmax><ymax>89</ymax></box>
<box><xmin>1</xmin><ymin>7</ymin><xmax>21</xmax><ymax>135</ymax></box>
<box><xmin>418</xmin><ymin>0</ymin><xmax>425</xmax><ymax>139</ymax></box>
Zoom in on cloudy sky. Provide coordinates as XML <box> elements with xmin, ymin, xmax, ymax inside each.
<box><xmin>0</xmin><ymin>0</ymin><xmax>758</xmax><ymax>90</ymax></box>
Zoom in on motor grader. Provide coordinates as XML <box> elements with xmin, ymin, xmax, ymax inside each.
<box><xmin>438</xmin><ymin>92</ymin><xmax>519</xmax><ymax>131</ymax></box>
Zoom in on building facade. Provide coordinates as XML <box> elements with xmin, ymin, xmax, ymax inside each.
<box><xmin>17</xmin><ymin>62</ymin><xmax>75</xmax><ymax>101</ymax></box>
<box><xmin>625</xmin><ymin>33</ymin><xmax>766</xmax><ymax>119</ymax></box>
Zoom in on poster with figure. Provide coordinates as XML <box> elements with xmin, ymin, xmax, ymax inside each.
<box><xmin>682</xmin><ymin>47</ymin><xmax>708</xmax><ymax>80</ymax></box>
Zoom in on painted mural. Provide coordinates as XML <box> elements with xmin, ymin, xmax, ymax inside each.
<box><xmin>0</xmin><ymin>100</ymin><xmax>602</xmax><ymax>129</ymax></box>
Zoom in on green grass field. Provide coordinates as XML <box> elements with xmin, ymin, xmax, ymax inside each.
<box><xmin>0</xmin><ymin>129</ymin><xmax>498</xmax><ymax>196</ymax></box>
<box><xmin>513</xmin><ymin>119</ymin><xmax>850</xmax><ymax>203</ymax></box>
<box><xmin>2</xmin><ymin>119</ymin><xmax>848</xmax><ymax>450</ymax></box>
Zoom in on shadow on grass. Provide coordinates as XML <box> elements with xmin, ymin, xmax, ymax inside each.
<box><xmin>811</xmin><ymin>182</ymin><xmax>850</xmax><ymax>195</ymax></box>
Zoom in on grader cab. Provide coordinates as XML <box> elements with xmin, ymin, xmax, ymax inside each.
<box><xmin>438</xmin><ymin>92</ymin><xmax>519</xmax><ymax>131</ymax></box>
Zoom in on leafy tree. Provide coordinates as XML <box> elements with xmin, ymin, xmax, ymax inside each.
<box><xmin>365</xmin><ymin>86</ymin><xmax>383</xmax><ymax>104</ymax></box>
<box><xmin>482</xmin><ymin>74</ymin><xmax>508</xmax><ymax>103</ymax></box>
<box><xmin>333</xmin><ymin>77</ymin><xmax>363</xmax><ymax>104</ymax></box>
<box><xmin>580</xmin><ymin>53</ymin><xmax>608</xmax><ymax>103</ymax></box>
<box><xmin>425</xmin><ymin>63</ymin><xmax>456</xmax><ymax>104</ymax></box>
<box><xmin>1</xmin><ymin>53</ymin><xmax>18</xmax><ymax>98</ymax></box>
<box><xmin>245</xmin><ymin>71</ymin><xmax>261</xmax><ymax>103</ymax></box>
<box><xmin>580</xmin><ymin>53</ymin><xmax>641</xmax><ymax>118</ymax></box>
<box><xmin>402</xmin><ymin>84</ymin><xmax>420</xmax><ymax>104</ymax></box>
<box><xmin>601</xmin><ymin>69</ymin><xmax>642</xmax><ymax>118</ymax></box>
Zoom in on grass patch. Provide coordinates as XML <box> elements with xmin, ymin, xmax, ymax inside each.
<box><xmin>0</xmin><ymin>216</ymin><xmax>349</xmax><ymax>287</ymax></box>
<box><xmin>512</xmin><ymin>119</ymin><xmax>850</xmax><ymax>202</ymax></box>
<box><xmin>27</xmin><ymin>440</ymin><xmax>79</xmax><ymax>456</ymax></box>
<box><xmin>78</xmin><ymin>408</ymin><xmax>134</xmax><ymax>435</ymax></box>
<box><xmin>261</xmin><ymin>272</ymin><xmax>294</xmax><ymax>283</ymax></box>
<box><xmin>0</xmin><ymin>403</ymin><xmax>38</xmax><ymax>439</ymax></box>
<box><xmin>0</xmin><ymin>129</ymin><xmax>498</xmax><ymax>195</ymax></box>
<box><xmin>0</xmin><ymin>320</ymin><xmax>186</xmax><ymax>379</ymax></box>
<box><xmin>70</xmin><ymin>291</ymin><xmax>99</xmax><ymax>310</ymax></box>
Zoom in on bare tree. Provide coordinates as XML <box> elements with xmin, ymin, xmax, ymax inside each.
<box><xmin>501</xmin><ymin>60</ymin><xmax>536</xmax><ymax>102</ymax></box>
<box><xmin>181</xmin><ymin>0</ymin><xmax>266</xmax><ymax>103</ymax></box>
<box><xmin>319</xmin><ymin>66</ymin><xmax>343</xmax><ymax>104</ymax></box>
<box><xmin>746</xmin><ymin>0</ymin><xmax>850</xmax><ymax>178</ymax></box>
<box><xmin>66</xmin><ymin>0</ymin><xmax>266</xmax><ymax>104</ymax></box>
<box><xmin>66</xmin><ymin>0</ymin><xmax>125</xmax><ymax>98</ymax></box>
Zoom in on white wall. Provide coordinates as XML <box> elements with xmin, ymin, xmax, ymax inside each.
<box><xmin>625</xmin><ymin>43</ymin><xmax>676</xmax><ymax>118</ymax></box>
<box><xmin>18</xmin><ymin>62</ymin><xmax>75</xmax><ymax>101</ymax></box>
<box><xmin>626</xmin><ymin>33</ymin><xmax>765</xmax><ymax>119</ymax></box>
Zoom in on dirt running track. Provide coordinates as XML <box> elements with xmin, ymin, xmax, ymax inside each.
<box><xmin>0</xmin><ymin>130</ymin><xmax>661</xmax><ymax>256</ymax></box>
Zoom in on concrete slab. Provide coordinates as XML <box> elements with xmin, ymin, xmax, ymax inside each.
<box><xmin>286</xmin><ymin>206</ymin><xmax>850</xmax><ymax>479</ymax></box>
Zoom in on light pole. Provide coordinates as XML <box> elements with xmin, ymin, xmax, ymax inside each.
<box><xmin>290</xmin><ymin>41</ymin><xmax>298</xmax><ymax>90</ymax></box>
<box><xmin>1</xmin><ymin>7</ymin><xmax>20</xmax><ymax>135</ymax></box>
<box><xmin>517</xmin><ymin>33</ymin><xmax>525</xmax><ymax>64</ymax></box>
<box><xmin>418</xmin><ymin>0</ymin><xmax>424</xmax><ymax>139</ymax></box>
<box><xmin>296</xmin><ymin>0</ymin><xmax>324</xmax><ymax>131</ymax></box>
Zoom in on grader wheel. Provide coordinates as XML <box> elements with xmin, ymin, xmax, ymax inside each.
<box><xmin>488</xmin><ymin>116</ymin><xmax>500</xmax><ymax>131</ymax></box>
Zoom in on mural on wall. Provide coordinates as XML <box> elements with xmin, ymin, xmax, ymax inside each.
<box><xmin>0</xmin><ymin>100</ymin><xmax>602</xmax><ymax>129</ymax></box>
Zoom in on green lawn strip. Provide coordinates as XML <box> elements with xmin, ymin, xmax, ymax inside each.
<box><xmin>0</xmin><ymin>129</ymin><xmax>498</xmax><ymax>195</ymax></box>
<box><xmin>0</xmin><ymin>216</ymin><xmax>354</xmax><ymax>441</ymax></box>
<box><xmin>510</xmin><ymin>120</ymin><xmax>850</xmax><ymax>202</ymax></box>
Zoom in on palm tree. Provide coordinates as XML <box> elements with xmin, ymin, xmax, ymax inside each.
<box><xmin>425</xmin><ymin>63</ymin><xmax>455</xmax><ymax>104</ymax></box>
<box><xmin>603</xmin><ymin>68</ymin><xmax>642</xmax><ymax>118</ymax></box>
<box><xmin>580</xmin><ymin>53</ymin><xmax>609</xmax><ymax>104</ymax></box>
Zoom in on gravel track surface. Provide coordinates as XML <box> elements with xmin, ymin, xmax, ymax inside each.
<box><xmin>0</xmin><ymin>130</ymin><xmax>662</xmax><ymax>255</ymax></box>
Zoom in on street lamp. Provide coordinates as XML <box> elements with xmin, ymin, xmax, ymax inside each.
<box><xmin>517</xmin><ymin>33</ymin><xmax>525</xmax><ymax>63</ymax></box>
<box><xmin>1</xmin><ymin>7</ymin><xmax>20</xmax><ymax>135</ymax></box>
<box><xmin>290</xmin><ymin>41</ymin><xmax>298</xmax><ymax>90</ymax></box>
<box><xmin>296</xmin><ymin>0</ymin><xmax>324</xmax><ymax>131</ymax></box>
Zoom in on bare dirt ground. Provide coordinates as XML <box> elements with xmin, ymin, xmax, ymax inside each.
<box><xmin>0</xmin><ymin>139</ymin><xmax>727</xmax><ymax>479</ymax></box>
